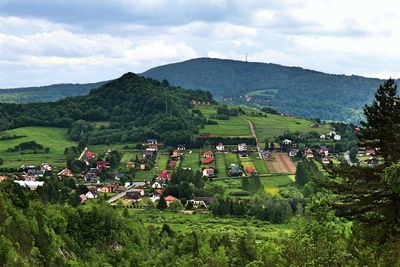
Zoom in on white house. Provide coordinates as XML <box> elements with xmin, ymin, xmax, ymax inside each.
<box><xmin>152</xmin><ymin>181</ymin><xmax>162</xmax><ymax>189</ymax></box>
<box><xmin>334</xmin><ymin>134</ymin><xmax>341</xmax><ymax>141</ymax></box>
<box><xmin>216</xmin><ymin>143</ymin><xmax>225</xmax><ymax>151</ymax></box>
<box><xmin>14</xmin><ymin>180</ymin><xmax>44</xmax><ymax>190</ymax></box>
<box><xmin>86</xmin><ymin>190</ymin><xmax>98</xmax><ymax>199</ymax></box>
<box><xmin>238</xmin><ymin>143</ymin><xmax>247</xmax><ymax>151</ymax></box>
<box><xmin>281</xmin><ymin>139</ymin><xmax>292</xmax><ymax>145</ymax></box>
<box><xmin>202</xmin><ymin>168</ymin><xmax>215</xmax><ymax>177</ymax></box>
<box><xmin>320</xmin><ymin>134</ymin><xmax>326</xmax><ymax>139</ymax></box>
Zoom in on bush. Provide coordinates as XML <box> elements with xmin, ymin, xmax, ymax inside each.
<box><xmin>229</xmin><ymin>190</ymin><xmax>250</xmax><ymax>196</ymax></box>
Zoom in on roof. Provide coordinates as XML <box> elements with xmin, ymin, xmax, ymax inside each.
<box><xmin>169</xmin><ymin>160</ymin><xmax>177</xmax><ymax>168</ymax></box>
<box><xmin>165</xmin><ymin>195</ymin><xmax>177</xmax><ymax>202</ymax></box>
<box><xmin>202</xmin><ymin>157</ymin><xmax>214</xmax><ymax>164</ymax></box>
<box><xmin>246</xmin><ymin>167</ymin><xmax>255</xmax><ymax>173</ymax></box>
<box><xmin>203</xmin><ymin>168</ymin><xmax>214</xmax><ymax>174</ymax></box>
<box><xmin>86</xmin><ymin>152</ymin><xmax>95</xmax><ymax>157</ymax></box>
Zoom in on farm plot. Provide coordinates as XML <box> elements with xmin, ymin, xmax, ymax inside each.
<box><xmin>260</xmin><ymin>175</ymin><xmax>294</xmax><ymax>196</ymax></box>
<box><xmin>250</xmin><ymin>153</ymin><xmax>269</xmax><ymax>174</ymax></box>
<box><xmin>181</xmin><ymin>151</ymin><xmax>200</xmax><ymax>172</ymax></box>
<box><xmin>215</xmin><ymin>153</ymin><xmax>227</xmax><ymax>176</ymax></box>
<box><xmin>155</xmin><ymin>153</ymin><xmax>170</xmax><ymax>171</ymax></box>
<box><xmin>224</xmin><ymin>153</ymin><xmax>239</xmax><ymax>165</ymax></box>
<box><xmin>266</xmin><ymin>153</ymin><xmax>297</xmax><ymax>174</ymax></box>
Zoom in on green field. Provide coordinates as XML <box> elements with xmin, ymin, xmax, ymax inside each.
<box><xmin>261</xmin><ymin>175</ymin><xmax>294</xmax><ymax>196</ymax></box>
<box><xmin>224</xmin><ymin>153</ymin><xmax>239</xmax><ymax>165</ymax></box>
<box><xmin>251</xmin><ymin>153</ymin><xmax>269</xmax><ymax>174</ymax></box>
<box><xmin>155</xmin><ymin>153</ymin><xmax>169</xmax><ymax>171</ymax></box>
<box><xmin>181</xmin><ymin>151</ymin><xmax>200</xmax><ymax>172</ymax></box>
<box><xmin>130</xmin><ymin>209</ymin><xmax>290</xmax><ymax>239</ymax></box>
<box><xmin>0</xmin><ymin>127</ymin><xmax>76</xmax><ymax>168</ymax></box>
<box><xmin>215</xmin><ymin>153</ymin><xmax>227</xmax><ymax>176</ymax></box>
<box><xmin>195</xmin><ymin>106</ymin><xmax>252</xmax><ymax>136</ymax></box>
<box><xmin>245</xmin><ymin>114</ymin><xmax>331</xmax><ymax>141</ymax></box>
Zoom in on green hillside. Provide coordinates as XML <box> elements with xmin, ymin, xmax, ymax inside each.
<box><xmin>143</xmin><ymin>57</ymin><xmax>389</xmax><ymax>122</ymax></box>
<box><xmin>0</xmin><ymin>127</ymin><xmax>75</xmax><ymax>168</ymax></box>
<box><xmin>0</xmin><ymin>81</ymin><xmax>108</xmax><ymax>103</ymax></box>
<box><xmin>0</xmin><ymin>73</ymin><xmax>213</xmax><ymax>145</ymax></box>
<box><xmin>195</xmin><ymin>105</ymin><xmax>331</xmax><ymax>140</ymax></box>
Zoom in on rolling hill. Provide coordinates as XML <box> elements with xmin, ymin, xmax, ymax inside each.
<box><xmin>0</xmin><ymin>81</ymin><xmax>108</xmax><ymax>103</ymax></box>
<box><xmin>0</xmin><ymin>73</ymin><xmax>212</xmax><ymax>145</ymax></box>
<box><xmin>143</xmin><ymin>58</ymin><xmax>389</xmax><ymax>122</ymax></box>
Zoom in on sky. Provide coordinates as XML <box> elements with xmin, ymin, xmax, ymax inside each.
<box><xmin>1</xmin><ymin>0</ymin><xmax>400</xmax><ymax>88</ymax></box>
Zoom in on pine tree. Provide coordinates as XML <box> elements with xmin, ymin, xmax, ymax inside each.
<box><xmin>157</xmin><ymin>195</ymin><xmax>167</xmax><ymax>210</ymax></box>
<box><xmin>316</xmin><ymin>79</ymin><xmax>400</xmax><ymax>238</ymax></box>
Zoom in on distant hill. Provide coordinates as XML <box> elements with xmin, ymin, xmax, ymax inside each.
<box><xmin>0</xmin><ymin>81</ymin><xmax>108</xmax><ymax>103</ymax></box>
<box><xmin>0</xmin><ymin>73</ymin><xmax>212</xmax><ymax>144</ymax></box>
<box><xmin>143</xmin><ymin>58</ymin><xmax>390</xmax><ymax>122</ymax></box>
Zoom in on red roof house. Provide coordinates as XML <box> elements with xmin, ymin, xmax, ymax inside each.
<box><xmin>85</xmin><ymin>151</ymin><xmax>95</xmax><ymax>158</ymax></box>
<box><xmin>246</xmin><ymin>167</ymin><xmax>255</xmax><ymax>174</ymax></box>
<box><xmin>165</xmin><ymin>195</ymin><xmax>177</xmax><ymax>202</ymax></box>
<box><xmin>202</xmin><ymin>157</ymin><xmax>214</xmax><ymax>164</ymax></box>
<box><xmin>202</xmin><ymin>151</ymin><xmax>214</xmax><ymax>158</ymax></box>
<box><xmin>159</xmin><ymin>170</ymin><xmax>172</xmax><ymax>181</ymax></box>
<box><xmin>168</xmin><ymin>160</ymin><xmax>177</xmax><ymax>168</ymax></box>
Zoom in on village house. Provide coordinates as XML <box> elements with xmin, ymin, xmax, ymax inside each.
<box><xmin>146</xmin><ymin>145</ymin><xmax>158</xmax><ymax>152</ymax></box>
<box><xmin>79</xmin><ymin>194</ymin><xmax>87</xmax><ymax>203</ymax></box>
<box><xmin>168</xmin><ymin>160</ymin><xmax>177</xmax><ymax>169</ymax></box>
<box><xmin>96</xmin><ymin>160</ymin><xmax>109</xmax><ymax>170</ymax></box>
<box><xmin>100</xmin><ymin>184</ymin><xmax>117</xmax><ymax>193</ymax></box>
<box><xmin>305</xmin><ymin>148</ymin><xmax>314</xmax><ymax>159</ymax></box>
<box><xmin>320</xmin><ymin>134</ymin><xmax>326</xmax><ymax>139</ymax></box>
<box><xmin>177</xmin><ymin>144</ymin><xmax>186</xmax><ymax>151</ymax></box>
<box><xmin>289</xmin><ymin>149</ymin><xmax>299</xmax><ymax>157</ymax></box>
<box><xmin>366</xmin><ymin>148</ymin><xmax>376</xmax><ymax>156</ymax></box>
<box><xmin>140</xmin><ymin>164</ymin><xmax>146</xmax><ymax>170</ymax></box>
<box><xmin>152</xmin><ymin>181</ymin><xmax>162</xmax><ymax>189</ymax></box>
<box><xmin>14</xmin><ymin>180</ymin><xmax>44</xmax><ymax>190</ymax></box>
<box><xmin>151</xmin><ymin>189</ymin><xmax>164</xmax><ymax>201</ymax></box>
<box><xmin>245</xmin><ymin>167</ymin><xmax>255</xmax><ymax>174</ymax></box>
<box><xmin>229</xmin><ymin>164</ymin><xmax>242</xmax><ymax>177</ymax></box>
<box><xmin>216</xmin><ymin>143</ymin><xmax>225</xmax><ymax>151</ymax></box>
<box><xmin>238</xmin><ymin>143</ymin><xmax>247</xmax><ymax>152</ymax></box>
<box><xmin>172</xmin><ymin>149</ymin><xmax>182</xmax><ymax>158</ymax></box>
<box><xmin>86</xmin><ymin>189</ymin><xmax>98</xmax><ymax>199</ymax></box>
<box><xmin>202</xmin><ymin>168</ymin><xmax>215</xmax><ymax>177</ymax></box>
<box><xmin>40</xmin><ymin>163</ymin><xmax>52</xmax><ymax>173</ymax></box>
<box><xmin>334</xmin><ymin>134</ymin><xmax>341</xmax><ymax>141</ymax></box>
<box><xmin>143</xmin><ymin>150</ymin><xmax>155</xmax><ymax>159</ymax></box>
<box><xmin>126</xmin><ymin>190</ymin><xmax>143</xmax><ymax>201</ymax></box>
<box><xmin>164</xmin><ymin>195</ymin><xmax>178</xmax><ymax>205</ymax></box>
<box><xmin>202</xmin><ymin>151</ymin><xmax>214</xmax><ymax>164</ymax></box>
<box><xmin>58</xmin><ymin>168</ymin><xmax>73</xmax><ymax>177</ymax></box>
<box><xmin>84</xmin><ymin>168</ymin><xmax>100</xmax><ymax>181</ymax></box>
<box><xmin>202</xmin><ymin>150</ymin><xmax>214</xmax><ymax>158</ymax></box>
<box><xmin>322</xmin><ymin>157</ymin><xmax>330</xmax><ymax>165</ymax></box>
<box><xmin>147</xmin><ymin>139</ymin><xmax>158</xmax><ymax>145</ymax></box>
<box><xmin>0</xmin><ymin>176</ymin><xmax>8</xmax><ymax>182</ymax></box>
<box><xmin>126</xmin><ymin>161</ymin><xmax>135</xmax><ymax>168</ymax></box>
<box><xmin>115</xmin><ymin>172</ymin><xmax>125</xmax><ymax>180</ymax></box>
<box><xmin>157</xmin><ymin>170</ymin><xmax>172</xmax><ymax>182</ymax></box>
<box><xmin>318</xmin><ymin>146</ymin><xmax>329</xmax><ymax>157</ymax></box>
<box><xmin>85</xmin><ymin>151</ymin><xmax>96</xmax><ymax>159</ymax></box>
<box><xmin>190</xmin><ymin>196</ymin><xmax>214</xmax><ymax>208</ymax></box>
<box><xmin>281</xmin><ymin>139</ymin><xmax>292</xmax><ymax>145</ymax></box>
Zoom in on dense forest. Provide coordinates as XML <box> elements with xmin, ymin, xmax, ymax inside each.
<box><xmin>143</xmin><ymin>57</ymin><xmax>394</xmax><ymax>122</ymax></box>
<box><xmin>0</xmin><ymin>81</ymin><xmax>108</xmax><ymax>103</ymax></box>
<box><xmin>0</xmin><ymin>73</ymin><xmax>213</xmax><ymax>144</ymax></box>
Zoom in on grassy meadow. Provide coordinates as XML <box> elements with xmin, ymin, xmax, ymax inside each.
<box><xmin>0</xmin><ymin>127</ymin><xmax>76</xmax><ymax>168</ymax></box>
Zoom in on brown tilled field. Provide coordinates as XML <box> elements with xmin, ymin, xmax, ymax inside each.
<box><xmin>266</xmin><ymin>153</ymin><xmax>297</xmax><ymax>174</ymax></box>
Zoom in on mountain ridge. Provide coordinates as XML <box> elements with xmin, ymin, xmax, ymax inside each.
<box><xmin>142</xmin><ymin>57</ymin><xmax>392</xmax><ymax>122</ymax></box>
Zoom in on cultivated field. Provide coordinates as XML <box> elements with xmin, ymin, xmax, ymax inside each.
<box><xmin>244</xmin><ymin>114</ymin><xmax>331</xmax><ymax>141</ymax></box>
<box><xmin>266</xmin><ymin>153</ymin><xmax>297</xmax><ymax>174</ymax></box>
<box><xmin>0</xmin><ymin>127</ymin><xmax>76</xmax><ymax>168</ymax></box>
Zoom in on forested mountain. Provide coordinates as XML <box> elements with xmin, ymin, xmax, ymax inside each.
<box><xmin>143</xmin><ymin>58</ymin><xmax>393</xmax><ymax>122</ymax></box>
<box><xmin>0</xmin><ymin>73</ymin><xmax>212</xmax><ymax>144</ymax></box>
<box><xmin>0</xmin><ymin>81</ymin><xmax>108</xmax><ymax>103</ymax></box>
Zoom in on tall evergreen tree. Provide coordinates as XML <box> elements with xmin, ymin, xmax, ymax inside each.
<box><xmin>157</xmin><ymin>195</ymin><xmax>167</xmax><ymax>210</ymax></box>
<box><xmin>316</xmin><ymin>79</ymin><xmax>400</xmax><ymax>238</ymax></box>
